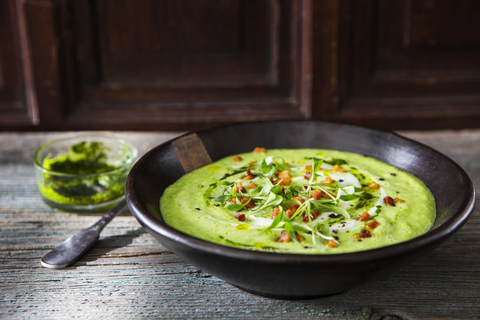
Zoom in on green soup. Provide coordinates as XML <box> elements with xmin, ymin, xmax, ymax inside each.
<box><xmin>160</xmin><ymin>149</ymin><xmax>435</xmax><ymax>254</ymax></box>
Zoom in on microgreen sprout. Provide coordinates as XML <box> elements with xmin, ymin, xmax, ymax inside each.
<box><xmin>208</xmin><ymin>155</ymin><xmax>363</xmax><ymax>247</ymax></box>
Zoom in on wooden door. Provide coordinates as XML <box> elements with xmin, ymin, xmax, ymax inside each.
<box><xmin>1</xmin><ymin>0</ymin><xmax>480</xmax><ymax>131</ymax></box>
<box><xmin>1</xmin><ymin>0</ymin><xmax>310</xmax><ymax>131</ymax></box>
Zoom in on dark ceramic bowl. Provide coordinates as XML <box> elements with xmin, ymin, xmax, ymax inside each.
<box><xmin>125</xmin><ymin>121</ymin><xmax>475</xmax><ymax>298</ymax></box>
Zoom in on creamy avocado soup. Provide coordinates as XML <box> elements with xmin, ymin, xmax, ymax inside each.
<box><xmin>160</xmin><ymin>149</ymin><xmax>435</xmax><ymax>254</ymax></box>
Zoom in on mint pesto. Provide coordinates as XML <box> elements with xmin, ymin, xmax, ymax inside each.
<box><xmin>39</xmin><ymin>141</ymin><xmax>126</xmax><ymax>206</ymax></box>
<box><xmin>160</xmin><ymin>149</ymin><xmax>436</xmax><ymax>254</ymax></box>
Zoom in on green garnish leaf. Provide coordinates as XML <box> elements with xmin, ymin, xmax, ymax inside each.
<box><xmin>284</xmin><ymin>222</ymin><xmax>299</xmax><ymax>245</ymax></box>
<box><xmin>213</xmin><ymin>195</ymin><xmax>232</xmax><ymax>202</ymax></box>
<box><xmin>228</xmin><ymin>188</ymin><xmax>237</xmax><ymax>198</ymax></box>
<box><xmin>273</xmin><ymin>184</ymin><xmax>282</xmax><ymax>195</ymax></box>
<box><xmin>339</xmin><ymin>194</ymin><xmax>360</xmax><ymax>201</ymax></box>
<box><xmin>252</xmin><ymin>193</ymin><xmax>283</xmax><ymax>213</ymax></box>
<box><xmin>262</xmin><ymin>209</ymin><xmax>283</xmax><ymax>233</ymax></box>
<box><xmin>224</xmin><ymin>203</ymin><xmax>243</xmax><ymax>211</ymax></box>
<box><xmin>290</xmin><ymin>222</ymin><xmax>311</xmax><ymax>233</ymax></box>
<box><xmin>309</xmin><ymin>158</ymin><xmax>324</xmax><ymax>185</ymax></box>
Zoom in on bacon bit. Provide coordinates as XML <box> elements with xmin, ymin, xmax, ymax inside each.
<box><xmin>233</xmin><ymin>156</ymin><xmax>242</xmax><ymax>162</ymax></box>
<box><xmin>296</xmin><ymin>234</ymin><xmax>305</xmax><ymax>242</ymax></box>
<box><xmin>248</xmin><ymin>161</ymin><xmax>257</xmax><ymax>166</ymax></box>
<box><xmin>305</xmin><ymin>165</ymin><xmax>312</xmax><ymax>170</ymax></box>
<box><xmin>384</xmin><ymin>196</ymin><xmax>396</xmax><ymax>206</ymax></box>
<box><xmin>304</xmin><ymin>171</ymin><xmax>311</xmax><ymax>180</ymax></box>
<box><xmin>302</xmin><ymin>210</ymin><xmax>319</xmax><ymax>223</ymax></box>
<box><xmin>271</xmin><ymin>207</ymin><xmax>280</xmax><ymax>219</ymax></box>
<box><xmin>242</xmin><ymin>168</ymin><xmax>256</xmax><ymax>180</ymax></box>
<box><xmin>368</xmin><ymin>182</ymin><xmax>380</xmax><ymax>189</ymax></box>
<box><xmin>311</xmin><ymin>190</ymin><xmax>322</xmax><ymax>200</ymax></box>
<box><xmin>278</xmin><ymin>230</ymin><xmax>304</xmax><ymax>242</ymax></box>
<box><xmin>286</xmin><ymin>209</ymin><xmax>294</xmax><ymax>218</ymax></box>
<box><xmin>394</xmin><ymin>197</ymin><xmax>405</xmax><ymax>203</ymax></box>
<box><xmin>253</xmin><ymin>147</ymin><xmax>266</xmax><ymax>153</ymax></box>
<box><xmin>230</xmin><ymin>198</ymin><xmax>237</xmax><ymax>204</ymax></box>
<box><xmin>357</xmin><ymin>212</ymin><xmax>371</xmax><ymax>222</ymax></box>
<box><xmin>278</xmin><ymin>230</ymin><xmax>291</xmax><ymax>242</ymax></box>
<box><xmin>234</xmin><ymin>182</ymin><xmax>247</xmax><ymax>193</ymax></box>
<box><xmin>239</xmin><ymin>197</ymin><xmax>255</xmax><ymax>209</ymax></box>
<box><xmin>323</xmin><ymin>176</ymin><xmax>335</xmax><ymax>184</ymax></box>
<box><xmin>354</xmin><ymin>230</ymin><xmax>372</xmax><ymax>238</ymax></box>
<box><xmin>278</xmin><ymin>170</ymin><xmax>290</xmax><ymax>179</ymax></box>
<box><xmin>247</xmin><ymin>183</ymin><xmax>257</xmax><ymax>189</ymax></box>
<box><xmin>274</xmin><ymin>170</ymin><xmax>291</xmax><ymax>186</ymax></box>
<box><xmin>245</xmin><ymin>199</ymin><xmax>255</xmax><ymax>209</ymax></box>
<box><xmin>198</xmin><ymin>185</ymin><xmax>204</xmax><ymax>188</ymax></box>
<box><xmin>292</xmin><ymin>196</ymin><xmax>305</xmax><ymax>204</ymax></box>
<box><xmin>332</xmin><ymin>164</ymin><xmax>345</xmax><ymax>172</ymax></box>
<box><xmin>322</xmin><ymin>191</ymin><xmax>335</xmax><ymax>199</ymax></box>
<box><xmin>326</xmin><ymin>240</ymin><xmax>338</xmax><ymax>248</ymax></box>
<box><xmin>235</xmin><ymin>213</ymin><xmax>245</xmax><ymax>221</ymax></box>
<box><xmin>288</xmin><ymin>204</ymin><xmax>300</xmax><ymax>214</ymax></box>
<box><xmin>274</xmin><ymin>171</ymin><xmax>280</xmax><ymax>177</ymax></box>
<box><xmin>366</xmin><ymin>220</ymin><xmax>380</xmax><ymax>229</ymax></box>
<box><xmin>285</xmin><ymin>163</ymin><xmax>290</xmax><ymax>167</ymax></box>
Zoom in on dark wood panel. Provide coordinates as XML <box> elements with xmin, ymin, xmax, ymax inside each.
<box><xmin>312</xmin><ymin>0</ymin><xmax>480</xmax><ymax>130</ymax></box>
<box><xmin>410</xmin><ymin>0</ymin><xmax>480</xmax><ymax>48</ymax></box>
<box><xmin>0</xmin><ymin>0</ymin><xmax>38</xmax><ymax>126</ymax></box>
<box><xmin>2</xmin><ymin>0</ymin><xmax>480</xmax><ymax>131</ymax></box>
<box><xmin>22</xmin><ymin>0</ymin><xmax>64</xmax><ymax>126</ymax></box>
<box><xmin>59</xmin><ymin>0</ymin><xmax>311</xmax><ymax>130</ymax></box>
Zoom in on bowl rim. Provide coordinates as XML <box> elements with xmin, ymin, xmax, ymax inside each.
<box><xmin>33</xmin><ymin>134</ymin><xmax>138</xmax><ymax>177</ymax></box>
<box><xmin>126</xmin><ymin>120</ymin><xmax>476</xmax><ymax>263</ymax></box>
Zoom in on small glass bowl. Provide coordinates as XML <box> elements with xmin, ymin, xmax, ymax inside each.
<box><xmin>33</xmin><ymin>135</ymin><xmax>137</xmax><ymax>212</ymax></box>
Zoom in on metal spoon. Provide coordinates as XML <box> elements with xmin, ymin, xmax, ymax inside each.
<box><xmin>40</xmin><ymin>199</ymin><xmax>128</xmax><ymax>269</ymax></box>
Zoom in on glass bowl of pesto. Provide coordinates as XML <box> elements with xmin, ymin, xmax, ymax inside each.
<box><xmin>125</xmin><ymin>120</ymin><xmax>475</xmax><ymax>298</ymax></box>
<box><xmin>33</xmin><ymin>135</ymin><xmax>137</xmax><ymax>212</ymax></box>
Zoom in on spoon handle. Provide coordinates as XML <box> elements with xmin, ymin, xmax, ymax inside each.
<box><xmin>40</xmin><ymin>199</ymin><xmax>128</xmax><ymax>269</ymax></box>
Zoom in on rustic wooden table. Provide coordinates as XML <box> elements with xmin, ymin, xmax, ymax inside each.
<box><xmin>1</xmin><ymin>130</ymin><xmax>478</xmax><ymax>320</ymax></box>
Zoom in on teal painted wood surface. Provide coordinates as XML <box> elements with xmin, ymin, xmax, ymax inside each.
<box><xmin>0</xmin><ymin>131</ymin><xmax>479</xmax><ymax>319</ymax></box>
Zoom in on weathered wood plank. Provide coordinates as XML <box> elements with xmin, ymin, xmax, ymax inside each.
<box><xmin>1</xmin><ymin>131</ymin><xmax>479</xmax><ymax>319</ymax></box>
